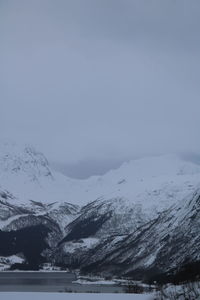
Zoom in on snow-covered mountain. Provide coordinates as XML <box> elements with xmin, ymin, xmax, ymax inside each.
<box><xmin>1</xmin><ymin>141</ymin><xmax>200</xmax><ymax>210</ymax></box>
<box><xmin>71</xmin><ymin>188</ymin><xmax>200</xmax><ymax>282</ymax></box>
<box><xmin>73</xmin><ymin>154</ymin><xmax>200</xmax><ymax>216</ymax></box>
<box><xmin>0</xmin><ymin>141</ymin><xmax>76</xmax><ymax>206</ymax></box>
<box><xmin>0</xmin><ymin>141</ymin><xmax>200</xmax><ymax>279</ymax></box>
<box><xmin>0</xmin><ymin>142</ymin><xmax>80</xmax><ymax>268</ymax></box>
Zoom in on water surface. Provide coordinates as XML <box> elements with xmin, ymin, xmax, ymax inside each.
<box><xmin>0</xmin><ymin>272</ymin><xmax>124</xmax><ymax>293</ymax></box>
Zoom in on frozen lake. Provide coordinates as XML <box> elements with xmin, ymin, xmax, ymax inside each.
<box><xmin>0</xmin><ymin>272</ymin><xmax>124</xmax><ymax>293</ymax></box>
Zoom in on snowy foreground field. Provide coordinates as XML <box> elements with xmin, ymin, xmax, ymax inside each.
<box><xmin>1</xmin><ymin>293</ymin><xmax>154</xmax><ymax>300</ymax></box>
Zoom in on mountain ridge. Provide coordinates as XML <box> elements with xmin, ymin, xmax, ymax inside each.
<box><xmin>0</xmin><ymin>141</ymin><xmax>200</xmax><ymax>278</ymax></box>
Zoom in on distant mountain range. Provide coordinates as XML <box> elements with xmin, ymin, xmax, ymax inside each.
<box><xmin>0</xmin><ymin>141</ymin><xmax>200</xmax><ymax>282</ymax></box>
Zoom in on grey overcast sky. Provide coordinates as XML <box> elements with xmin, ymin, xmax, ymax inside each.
<box><xmin>1</xmin><ymin>0</ymin><xmax>200</xmax><ymax>177</ymax></box>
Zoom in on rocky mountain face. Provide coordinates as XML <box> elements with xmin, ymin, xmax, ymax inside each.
<box><xmin>0</xmin><ymin>142</ymin><xmax>79</xmax><ymax>268</ymax></box>
<box><xmin>0</xmin><ymin>141</ymin><xmax>200</xmax><ymax>280</ymax></box>
<box><xmin>0</xmin><ymin>142</ymin><xmax>53</xmax><ymax>188</ymax></box>
<box><xmin>53</xmin><ymin>189</ymin><xmax>200</xmax><ymax>282</ymax></box>
<box><xmin>71</xmin><ymin>189</ymin><xmax>200</xmax><ymax>280</ymax></box>
<box><xmin>0</xmin><ymin>187</ymin><xmax>78</xmax><ymax>268</ymax></box>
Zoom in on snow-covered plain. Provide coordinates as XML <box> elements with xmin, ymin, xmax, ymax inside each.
<box><xmin>0</xmin><ymin>293</ymin><xmax>154</xmax><ymax>300</ymax></box>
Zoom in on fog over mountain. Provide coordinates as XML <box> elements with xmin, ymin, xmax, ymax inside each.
<box><xmin>1</xmin><ymin>0</ymin><xmax>200</xmax><ymax>176</ymax></box>
<box><xmin>52</xmin><ymin>153</ymin><xmax>200</xmax><ymax>179</ymax></box>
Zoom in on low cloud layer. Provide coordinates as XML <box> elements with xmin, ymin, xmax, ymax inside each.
<box><xmin>1</xmin><ymin>0</ymin><xmax>200</xmax><ymax>170</ymax></box>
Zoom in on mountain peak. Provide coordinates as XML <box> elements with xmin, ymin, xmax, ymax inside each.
<box><xmin>0</xmin><ymin>141</ymin><xmax>53</xmax><ymax>182</ymax></box>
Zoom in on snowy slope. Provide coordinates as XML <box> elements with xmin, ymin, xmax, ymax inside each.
<box><xmin>52</xmin><ymin>153</ymin><xmax>200</xmax><ymax>273</ymax></box>
<box><xmin>1</xmin><ymin>141</ymin><xmax>200</xmax><ymax>214</ymax></box>
<box><xmin>0</xmin><ymin>141</ymin><xmax>79</xmax><ymax>207</ymax></box>
<box><xmin>0</xmin><ymin>141</ymin><xmax>200</xmax><ymax>273</ymax></box>
<box><xmin>0</xmin><ymin>141</ymin><xmax>200</xmax><ymax>238</ymax></box>
<box><xmin>60</xmin><ymin>188</ymin><xmax>200</xmax><ymax>280</ymax></box>
<box><xmin>71</xmin><ymin>154</ymin><xmax>200</xmax><ymax>214</ymax></box>
<box><xmin>0</xmin><ymin>143</ymin><xmax>80</xmax><ymax>266</ymax></box>
<box><xmin>110</xmin><ymin>188</ymin><xmax>200</xmax><ymax>277</ymax></box>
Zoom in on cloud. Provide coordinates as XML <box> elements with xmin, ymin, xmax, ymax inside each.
<box><xmin>1</xmin><ymin>0</ymin><xmax>200</xmax><ymax>165</ymax></box>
